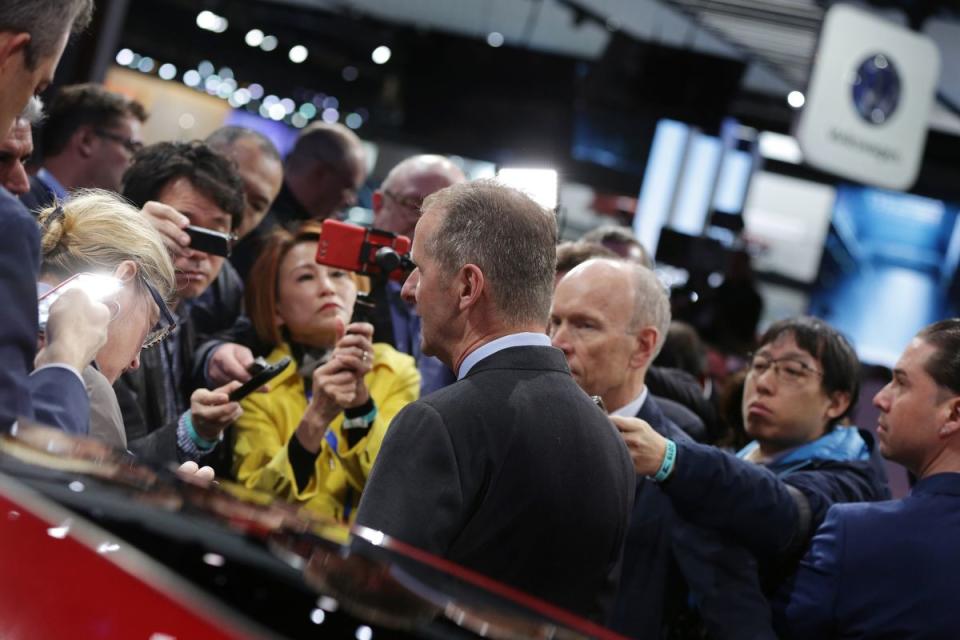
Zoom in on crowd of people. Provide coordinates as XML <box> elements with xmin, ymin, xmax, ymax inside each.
<box><xmin>2</xmin><ymin>2</ymin><xmax>960</xmax><ymax>639</ymax></box>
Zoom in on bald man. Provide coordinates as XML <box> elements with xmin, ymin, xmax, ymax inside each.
<box><xmin>369</xmin><ymin>155</ymin><xmax>466</xmax><ymax>394</ymax></box>
<box><xmin>372</xmin><ymin>154</ymin><xmax>465</xmax><ymax>238</ymax></box>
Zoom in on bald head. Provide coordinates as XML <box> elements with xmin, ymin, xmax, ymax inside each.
<box><xmin>373</xmin><ymin>154</ymin><xmax>466</xmax><ymax>237</ymax></box>
<box><xmin>550</xmin><ymin>258</ymin><xmax>671</xmax><ymax>410</ymax></box>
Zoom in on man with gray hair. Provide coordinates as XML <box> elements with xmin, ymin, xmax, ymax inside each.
<box><xmin>0</xmin><ymin>97</ymin><xmax>43</xmax><ymax>196</ymax></box>
<box><xmin>357</xmin><ymin>180</ymin><xmax>633</xmax><ymax>622</ymax></box>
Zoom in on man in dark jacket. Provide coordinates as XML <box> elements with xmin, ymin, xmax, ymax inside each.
<box><xmin>781</xmin><ymin>319</ymin><xmax>960</xmax><ymax>638</ymax></box>
<box><xmin>116</xmin><ymin>142</ymin><xmax>248</xmax><ymax>464</ymax></box>
<box><xmin>356</xmin><ymin>181</ymin><xmax>633</xmax><ymax>623</ymax></box>
<box><xmin>613</xmin><ymin>317</ymin><xmax>889</xmax><ymax>621</ymax></box>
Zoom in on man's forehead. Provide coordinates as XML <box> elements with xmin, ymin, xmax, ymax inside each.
<box><xmin>758</xmin><ymin>333</ymin><xmax>817</xmax><ymax>361</ymax></box>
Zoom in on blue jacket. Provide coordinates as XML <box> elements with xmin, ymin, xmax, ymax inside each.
<box><xmin>780</xmin><ymin>472</ymin><xmax>960</xmax><ymax>639</ymax></box>
<box><xmin>612</xmin><ymin>395</ymin><xmax>775</xmax><ymax>640</ymax></box>
<box><xmin>665</xmin><ymin>427</ymin><xmax>889</xmax><ymax>559</ymax></box>
<box><xmin>0</xmin><ymin>187</ymin><xmax>89</xmax><ymax>434</ymax></box>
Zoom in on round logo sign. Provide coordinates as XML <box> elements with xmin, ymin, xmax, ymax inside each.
<box><xmin>851</xmin><ymin>53</ymin><xmax>900</xmax><ymax>125</ymax></box>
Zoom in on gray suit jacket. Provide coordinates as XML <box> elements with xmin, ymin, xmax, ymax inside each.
<box><xmin>356</xmin><ymin>345</ymin><xmax>634</xmax><ymax>622</ymax></box>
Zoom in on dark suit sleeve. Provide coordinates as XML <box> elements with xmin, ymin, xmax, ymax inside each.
<box><xmin>355</xmin><ymin>401</ymin><xmax>464</xmax><ymax>555</ymax></box>
<box><xmin>663</xmin><ymin>439</ymin><xmax>802</xmax><ymax>557</ymax></box>
<box><xmin>775</xmin><ymin>506</ymin><xmax>844</xmax><ymax>639</ymax></box>
<box><xmin>0</xmin><ymin>189</ymin><xmax>89</xmax><ymax>433</ymax></box>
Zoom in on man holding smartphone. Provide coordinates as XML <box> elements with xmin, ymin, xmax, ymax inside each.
<box><xmin>0</xmin><ymin>0</ymin><xmax>113</xmax><ymax>436</ymax></box>
<box><xmin>116</xmin><ymin>141</ymin><xmax>248</xmax><ymax>465</ymax></box>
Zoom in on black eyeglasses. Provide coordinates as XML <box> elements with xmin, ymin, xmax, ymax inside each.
<box><xmin>746</xmin><ymin>353</ymin><xmax>823</xmax><ymax>385</ymax></box>
<box><xmin>140</xmin><ymin>276</ymin><xmax>176</xmax><ymax>350</ymax></box>
<box><xmin>94</xmin><ymin>128</ymin><xmax>143</xmax><ymax>155</ymax></box>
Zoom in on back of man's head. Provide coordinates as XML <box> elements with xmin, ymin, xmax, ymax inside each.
<box><xmin>555</xmin><ymin>240</ymin><xmax>618</xmax><ymax>280</ymax></box>
<box><xmin>285</xmin><ymin>122</ymin><xmax>361</xmax><ymax>174</ymax></box>
<box><xmin>40</xmin><ymin>83</ymin><xmax>147</xmax><ymax>159</ymax></box>
<box><xmin>122</xmin><ymin>141</ymin><xmax>245</xmax><ymax>231</ymax></box>
<box><xmin>759</xmin><ymin>316</ymin><xmax>860</xmax><ymax>427</ymax></box>
<box><xmin>423</xmin><ymin>179</ymin><xmax>557</xmax><ymax>326</ymax></box>
<box><xmin>917</xmin><ymin>319</ymin><xmax>960</xmax><ymax>395</ymax></box>
<box><xmin>206</xmin><ymin>125</ymin><xmax>280</xmax><ymax>164</ymax></box>
<box><xmin>581</xmin><ymin>224</ymin><xmax>653</xmax><ymax>269</ymax></box>
<box><xmin>0</xmin><ymin>1</ymin><xmax>93</xmax><ymax>69</ymax></box>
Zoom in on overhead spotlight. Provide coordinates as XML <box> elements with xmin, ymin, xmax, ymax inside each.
<box><xmin>322</xmin><ymin>96</ymin><xmax>338</xmax><ymax>110</ymax></box>
<box><xmin>280</xmin><ymin>98</ymin><xmax>296</xmax><ymax>114</ymax></box>
<box><xmin>371</xmin><ymin>45</ymin><xmax>391</xmax><ymax>65</ymax></box>
<box><xmin>299</xmin><ymin>103</ymin><xmax>317</xmax><ymax>119</ymax></box>
<box><xmin>245</xmin><ymin>29</ymin><xmax>264</xmax><ymax>47</ymax></box>
<box><xmin>196</xmin><ymin>10</ymin><xmax>228</xmax><ymax>33</ymax></box>
<box><xmin>291</xmin><ymin>113</ymin><xmax>308</xmax><ymax>128</ymax></box>
<box><xmin>345</xmin><ymin>112</ymin><xmax>363</xmax><ymax>129</ymax></box>
<box><xmin>137</xmin><ymin>57</ymin><xmax>155</xmax><ymax>73</ymax></box>
<box><xmin>260</xmin><ymin>35</ymin><xmax>278</xmax><ymax>52</ymax></box>
<box><xmin>115</xmin><ymin>48</ymin><xmax>134</xmax><ymax>66</ymax></box>
<box><xmin>158</xmin><ymin>63</ymin><xmax>177</xmax><ymax>80</ymax></box>
<box><xmin>183</xmin><ymin>70</ymin><xmax>201</xmax><ymax>87</ymax></box>
<box><xmin>289</xmin><ymin>45</ymin><xmax>308</xmax><ymax>64</ymax></box>
<box><xmin>197</xmin><ymin>60</ymin><xmax>215</xmax><ymax>77</ymax></box>
<box><xmin>247</xmin><ymin>83</ymin><xmax>264</xmax><ymax>100</ymax></box>
<box><xmin>787</xmin><ymin>90</ymin><xmax>805</xmax><ymax>109</ymax></box>
<box><xmin>322</xmin><ymin>107</ymin><xmax>339</xmax><ymax>123</ymax></box>
<box><xmin>486</xmin><ymin>32</ymin><xmax>504</xmax><ymax>48</ymax></box>
<box><xmin>268</xmin><ymin>103</ymin><xmax>286</xmax><ymax>121</ymax></box>
<box><xmin>342</xmin><ymin>66</ymin><xmax>358</xmax><ymax>82</ymax></box>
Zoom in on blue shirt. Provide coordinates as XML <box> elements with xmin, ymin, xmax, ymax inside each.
<box><xmin>37</xmin><ymin>168</ymin><xmax>68</xmax><ymax>202</ymax></box>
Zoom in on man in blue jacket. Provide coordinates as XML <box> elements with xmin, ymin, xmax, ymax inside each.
<box><xmin>0</xmin><ymin>0</ymin><xmax>112</xmax><ymax>436</ymax></box>
<box><xmin>612</xmin><ymin>317</ymin><xmax>889</xmax><ymax>629</ymax></box>
<box><xmin>781</xmin><ymin>319</ymin><xmax>960</xmax><ymax>638</ymax></box>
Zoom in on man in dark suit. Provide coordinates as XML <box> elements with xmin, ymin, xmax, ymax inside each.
<box><xmin>19</xmin><ymin>83</ymin><xmax>146</xmax><ymax>214</ymax></box>
<box><xmin>781</xmin><ymin>319</ymin><xmax>960</xmax><ymax>638</ymax></box>
<box><xmin>0</xmin><ymin>0</ymin><xmax>112</xmax><ymax>436</ymax></box>
<box><xmin>356</xmin><ymin>180</ymin><xmax>634</xmax><ymax>623</ymax></box>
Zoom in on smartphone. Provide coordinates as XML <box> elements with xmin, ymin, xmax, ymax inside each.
<box><xmin>228</xmin><ymin>356</ymin><xmax>292</xmax><ymax>402</ymax></box>
<box><xmin>38</xmin><ymin>273</ymin><xmax>123</xmax><ymax>332</ymax></box>
<box><xmin>186</xmin><ymin>225</ymin><xmax>234</xmax><ymax>257</ymax></box>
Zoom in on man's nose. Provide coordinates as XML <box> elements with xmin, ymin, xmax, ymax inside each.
<box><xmin>549</xmin><ymin>323</ymin><xmax>572</xmax><ymax>353</ymax></box>
<box><xmin>873</xmin><ymin>383</ymin><xmax>891</xmax><ymax>410</ymax></box>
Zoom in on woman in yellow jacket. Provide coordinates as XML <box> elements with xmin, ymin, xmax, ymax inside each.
<box><xmin>233</xmin><ymin>222</ymin><xmax>419</xmax><ymax>522</ymax></box>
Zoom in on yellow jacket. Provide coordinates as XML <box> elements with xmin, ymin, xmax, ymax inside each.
<box><xmin>232</xmin><ymin>342</ymin><xmax>419</xmax><ymax>522</ymax></box>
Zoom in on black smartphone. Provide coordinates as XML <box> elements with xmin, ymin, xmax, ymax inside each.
<box><xmin>228</xmin><ymin>356</ymin><xmax>292</xmax><ymax>402</ymax></box>
<box><xmin>186</xmin><ymin>225</ymin><xmax>234</xmax><ymax>257</ymax></box>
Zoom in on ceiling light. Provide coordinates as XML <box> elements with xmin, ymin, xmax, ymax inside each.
<box><xmin>245</xmin><ymin>29</ymin><xmax>264</xmax><ymax>47</ymax></box>
<box><xmin>787</xmin><ymin>91</ymin><xmax>805</xmax><ymax>109</ymax></box>
<box><xmin>289</xmin><ymin>45</ymin><xmax>308</xmax><ymax>64</ymax></box>
<box><xmin>158</xmin><ymin>63</ymin><xmax>177</xmax><ymax>80</ymax></box>
<box><xmin>342</xmin><ymin>66</ymin><xmax>358</xmax><ymax>82</ymax></box>
<box><xmin>115</xmin><ymin>48</ymin><xmax>134</xmax><ymax>66</ymax></box>
<box><xmin>196</xmin><ymin>10</ymin><xmax>228</xmax><ymax>34</ymax></box>
<box><xmin>371</xmin><ymin>45</ymin><xmax>391</xmax><ymax>65</ymax></box>
<box><xmin>322</xmin><ymin>107</ymin><xmax>339</xmax><ymax>123</ymax></box>
<box><xmin>486</xmin><ymin>32</ymin><xmax>504</xmax><ymax>48</ymax></box>
<box><xmin>260</xmin><ymin>35</ymin><xmax>278</xmax><ymax>52</ymax></box>
<box><xmin>345</xmin><ymin>112</ymin><xmax>363</xmax><ymax>129</ymax></box>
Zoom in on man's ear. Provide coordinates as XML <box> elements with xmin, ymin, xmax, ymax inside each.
<box><xmin>825</xmin><ymin>391</ymin><xmax>852</xmax><ymax>421</ymax></box>
<box><xmin>938</xmin><ymin>396</ymin><xmax>960</xmax><ymax>438</ymax></box>
<box><xmin>456</xmin><ymin>264</ymin><xmax>484</xmax><ymax>311</ymax></box>
<box><xmin>76</xmin><ymin>125</ymin><xmax>97</xmax><ymax>158</ymax></box>
<box><xmin>0</xmin><ymin>32</ymin><xmax>30</xmax><ymax>69</ymax></box>
<box><xmin>628</xmin><ymin>327</ymin><xmax>659</xmax><ymax>370</ymax></box>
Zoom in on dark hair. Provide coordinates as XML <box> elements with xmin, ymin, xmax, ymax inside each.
<box><xmin>917</xmin><ymin>319</ymin><xmax>960</xmax><ymax>394</ymax></box>
<box><xmin>285</xmin><ymin>122</ymin><xmax>362</xmax><ymax>173</ymax></box>
<box><xmin>657</xmin><ymin>321</ymin><xmax>706</xmax><ymax>379</ymax></box>
<box><xmin>121</xmin><ymin>141</ymin><xmax>245</xmax><ymax>230</ymax></box>
<box><xmin>40</xmin><ymin>83</ymin><xmax>147</xmax><ymax>158</ymax></box>
<box><xmin>0</xmin><ymin>0</ymin><xmax>94</xmax><ymax>69</ymax></box>
<box><xmin>581</xmin><ymin>225</ymin><xmax>653</xmax><ymax>269</ymax></box>
<box><xmin>423</xmin><ymin>179</ymin><xmax>557</xmax><ymax>325</ymax></box>
<box><xmin>758</xmin><ymin>316</ymin><xmax>860</xmax><ymax>427</ymax></box>
<box><xmin>555</xmin><ymin>240</ymin><xmax>618</xmax><ymax>275</ymax></box>
<box><xmin>206</xmin><ymin>126</ymin><xmax>281</xmax><ymax>164</ymax></box>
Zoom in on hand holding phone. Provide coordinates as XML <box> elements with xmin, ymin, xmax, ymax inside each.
<box><xmin>228</xmin><ymin>356</ymin><xmax>292</xmax><ymax>402</ymax></box>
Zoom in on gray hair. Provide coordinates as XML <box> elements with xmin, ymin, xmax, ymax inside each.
<box><xmin>17</xmin><ymin>95</ymin><xmax>44</xmax><ymax>126</ymax></box>
<box><xmin>423</xmin><ymin>179</ymin><xmax>557</xmax><ymax>326</ymax></box>
<box><xmin>626</xmin><ymin>262</ymin><xmax>671</xmax><ymax>357</ymax></box>
<box><xmin>206</xmin><ymin>125</ymin><xmax>281</xmax><ymax>164</ymax></box>
<box><xmin>0</xmin><ymin>0</ymin><xmax>94</xmax><ymax>69</ymax></box>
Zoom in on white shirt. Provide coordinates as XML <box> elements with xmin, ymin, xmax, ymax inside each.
<box><xmin>610</xmin><ymin>386</ymin><xmax>649</xmax><ymax>418</ymax></box>
<box><xmin>456</xmin><ymin>332</ymin><xmax>552</xmax><ymax>379</ymax></box>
